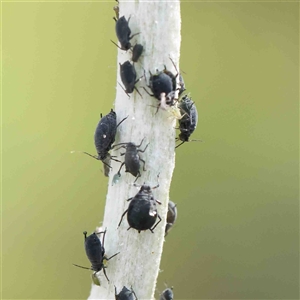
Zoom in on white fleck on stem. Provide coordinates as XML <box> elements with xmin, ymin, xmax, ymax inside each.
<box><xmin>88</xmin><ymin>1</ymin><xmax>181</xmax><ymax>299</ymax></box>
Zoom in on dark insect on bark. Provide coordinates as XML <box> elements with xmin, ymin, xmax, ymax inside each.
<box><xmin>119</xmin><ymin>61</ymin><xmax>143</xmax><ymax>97</ymax></box>
<box><xmin>118</xmin><ymin>181</ymin><xmax>162</xmax><ymax>233</ymax></box>
<box><xmin>143</xmin><ymin>58</ymin><xmax>179</xmax><ymax>109</ymax></box>
<box><xmin>114</xmin><ymin>138</ymin><xmax>149</xmax><ymax>182</ymax></box>
<box><xmin>73</xmin><ymin>230</ymin><xmax>119</xmax><ymax>282</ymax></box>
<box><xmin>111</xmin><ymin>16</ymin><xmax>139</xmax><ymax>51</ymax></box>
<box><xmin>131</xmin><ymin>43</ymin><xmax>143</xmax><ymax>63</ymax></box>
<box><xmin>143</xmin><ymin>70</ymin><xmax>175</xmax><ymax>107</ymax></box>
<box><xmin>83</xmin><ymin>109</ymin><xmax>127</xmax><ymax>168</ymax></box>
<box><xmin>176</xmin><ymin>95</ymin><xmax>199</xmax><ymax>148</ymax></box>
<box><xmin>115</xmin><ymin>286</ymin><xmax>138</xmax><ymax>300</ymax></box>
<box><xmin>165</xmin><ymin>200</ymin><xmax>177</xmax><ymax>236</ymax></box>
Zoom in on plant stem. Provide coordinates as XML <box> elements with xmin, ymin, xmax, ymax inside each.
<box><xmin>89</xmin><ymin>1</ymin><xmax>181</xmax><ymax>299</ymax></box>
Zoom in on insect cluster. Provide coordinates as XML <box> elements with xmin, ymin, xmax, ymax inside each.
<box><xmin>73</xmin><ymin>2</ymin><xmax>201</xmax><ymax>299</ymax></box>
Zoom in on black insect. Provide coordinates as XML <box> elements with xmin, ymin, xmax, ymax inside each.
<box><xmin>159</xmin><ymin>287</ymin><xmax>174</xmax><ymax>300</ymax></box>
<box><xmin>114</xmin><ymin>138</ymin><xmax>149</xmax><ymax>182</ymax></box>
<box><xmin>73</xmin><ymin>230</ymin><xmax>119</xmax><ymax>282</ymax></box>
<box><xmin>112</xmin><ymin>16</ymin><xmax>139</xmax><ymax>51</ymax></box>
<box><xmin>119</xmin><ymin>61</ymin><xmax>142</xmax><ymax>97</ymax></box>
<box><xmin>118</xmin><ymin>181</ymin><xmax>162</xmax><ymax>233</ymax></box>
<box><xmin>143</xmin><ymin>69</ymin><xmax>175</xmax><ymax>107</ymax></box>
<box><xmin>165</xmin><ymin>200</ymin><xmax>177</xmax><ymax>236</ymax></box>
<box><xmin>143</xmin><ymin>59</ymin><xmax>179</xmax><ymax>108</ymax></box>
<box><xmin>176</xmin><ymin>95</ymin><xmax>199</xmax><ymax>148</ymax></box>
<box><xmin>131</xmin><ymin>43</ymin><xmax>143</xmax><ymax>63</ymax></box>
<box><xmin>115</xmin><ymin>286</ymin><xmax>138</xmax><ymax>300</ymax></box>
<box><xmin>83</xmin><ymin>109</ymin><xmax>127</xmax><ymax>167</ymax></box>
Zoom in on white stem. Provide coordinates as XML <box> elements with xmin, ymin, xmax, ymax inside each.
<box><xmin>89</xmin><ymin>1</ymin><xmax>181</xmax><ymax>299</ymax></box>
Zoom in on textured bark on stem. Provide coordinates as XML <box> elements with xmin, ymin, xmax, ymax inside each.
<box><xmin>89</xmin><ymin>1</ymin><xmax>181</xmax><ymax>299</ymax></box>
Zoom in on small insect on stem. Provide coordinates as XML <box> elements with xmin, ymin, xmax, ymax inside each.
<box><xmin>73</xmin><ymin>230</ymin><xmax>119</xmax><ymax>282</ymax></box>
<box><xmin>131</xmin><ymin>43</ymin><xmax>143</xmax><ymax>63</ymax></box>
<box><xmin>114</xmin><ymin>138</ymin><xmax>149</xmax><ymax>183</ymax></box>
<box><xmin>119</xmin><ymin>61</ymin><xmax>143</xmax><ymax>98</ymax></box>
<box><xmin>143</xmin><ymin>58</ymin><xmax>180</xmax><ymax>109</ymax></box>
<box><xmin>175</xmin><ymin>95</ymin><xmax>202</xmax><ymax>148</ymax></box>
<box><xmin>159</xmin><ymin>286</ymin><xmax>174</xmax><ymax>300</ymax></box>
<box><xmin>111</xmin><ymin>16</ymin><xmax>140</xmax><ymax>51</ymax></box>
<box><xmin>115</xmin><ymin>286</ymin><xmax>138</xmax><ymax>300</ymax></box>
<box><xmin>118</xmin><ymin>175</ymin><xmax>162</xmax><ymax>233</ymax></box>
<box><xmin>73</xmin><ymin>109</ymin><xmax>128</xmax><ymax>170</ymax></box>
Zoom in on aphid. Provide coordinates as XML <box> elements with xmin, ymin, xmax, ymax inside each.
<box><xmin>112</xmin><ymin>16</ymin><xmax>139</xmax><ymax>51</ymax></box>
<box><xmin>143</xmin><ymin>70</ymin><xmax>175</xmax><ymax>106</ymax></box>
<box><xmin>115</xmin><ymin>286</ymin><xmax>138</xmax><ymax>300</ymax></box>
<box><xmin>165</xmin><ymin>201</ymin><xmax>177</xmax><ymax>236</ymax></box>
<box><xmin>143</xmin><ymin>59</ymin><xmax>179</xmax><ymax>107</ymax></box>
<box><xmin>118</xmin><ymin>181</ymin><xmax>162</xmax><ymax>233</ymax></box>
<box><xmin>160</xmin><ymin>287</ymin><xmax>174</xmax><ymax>300</ymax></box>
<box><xmin>73</xmin><ymin>230</ymin><xmax>119</xmax><ymax>282</ymax></box>
<box><xmin>83</xmin><ymin>109</ymin><xmax>127</xmax><ymax>167</ymax></box>
<box><xmin>119</xmin><ymin>61</ymin><xmax>142</xmax><ymax>97</ymax></box>
<box><xmin>131</xmin><ymin>43</ymin><xmax>143</xmax><ymax>63</ymax></box>
<box><xmin>176</xmin><ymin>95</ymin><xmax>199</xmax><ymax>148</ymax></box>
<box><xmin>115</xmin><ymin>138</ymin><xmax>149</xmax><ymax>182</ymax></box>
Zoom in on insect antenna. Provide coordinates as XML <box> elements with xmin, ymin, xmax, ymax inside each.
<box><xmin>175</xmin><ymin>139</ymin><xmax>203</xmax><ymax>149</ymax></box>
<box><xmin>73</xmin><ymin>264</ymin><xmax>91</xmax><ymax>270</ymax></box>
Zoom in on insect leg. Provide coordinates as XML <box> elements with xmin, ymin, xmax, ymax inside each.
<box><xmin>118</xmin><ymin>209</ymin><xmax>128</xmax><ymax>228</ymax></box>
<box><xmin>139</xmin><ymin>158</ymin><xmax>146</xmax><ymax>171</ymax></box>
<box><xmin>150</xmin><ymin>214</ymin><xmax>162</xmax><ymax>232</ymax></box>
<box><xmin>106</xmin><ymin>251</ymin><xmax>120</xmax><ymax>261</ymax></box>
<box><xmin>117</xmin><ymin>162</ymin><xmax>125</xmax><ymax>176</ymax></box>
<box><xmin>102</xmin><ymin>267</ymin><xmax>110</xmax><ymax>282</ymax></box>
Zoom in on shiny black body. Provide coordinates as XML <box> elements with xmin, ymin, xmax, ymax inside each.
<box><xmin>120</xmin><ymin>61</ymin><xmax>142</xmax><ymax>96</ymax></box>
<box><xmin>116</xmin><ymin>139</ymin><xmax>149</xmax><ymax>181</ymax></box>
<box><xmin>165</xmin><ymin>200</ymin><xmax>177</xmax><ymax>236</ymax></box>
<box><xmin>115</xmin><ymin>286</ymin><xmax>137</xmax><ymax>300</ymax></box>
<box><xmin>144</xmin><ymin>65</ymin><xmax>178</xmax><ymax>106</ymax></box>
<box><xmin>83</xmin><ymin>109</ymin><xmax>127</xmax><ymax>166</ymax></box>
<box><xmin>118</xmin><ymin>185</ymin><xmax>162</xmax><ymax>233</ymax></box>
<box><xmin>132</xmin><ymin>44</ymin><xmax>143</xmax><ymax>62</ymax></box>
<box><xmin>160</xmin><ymin>287</ymin><xmax>174</xmax><ymax>300</ymax></box>
<box><xmin>84</xmin><ymin>232</ymin><xmax>104</xmax><ymax>273</ymax></box>
<box><xmin>150</xmin><ymin>72</ymin><xmax>173</xmax><ymax>101</ymax></box>
<box><xmin>73</xmin><ymin>230</ymin><xmax>119</xmax><ymax>282</ymax></box>
<box><xmin>94</xmin><ymin>109</ymin><xmax>117</xmax><ymax>160</ymax></box>
<box><xmin>113</xmin><ymin>16</ymin><xmax>137</xmax><ymax>51</ymax></box>
<box><xmin>176</xmin><ymin>95</ymin><xmax>198</xmax><ymax>147</ymax></box>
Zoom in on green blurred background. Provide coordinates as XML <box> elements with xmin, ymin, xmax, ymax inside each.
<box><xmin>2</xmin><ymin>1</ymin><xmax>299</xmax><ymax>299</ymax></box>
